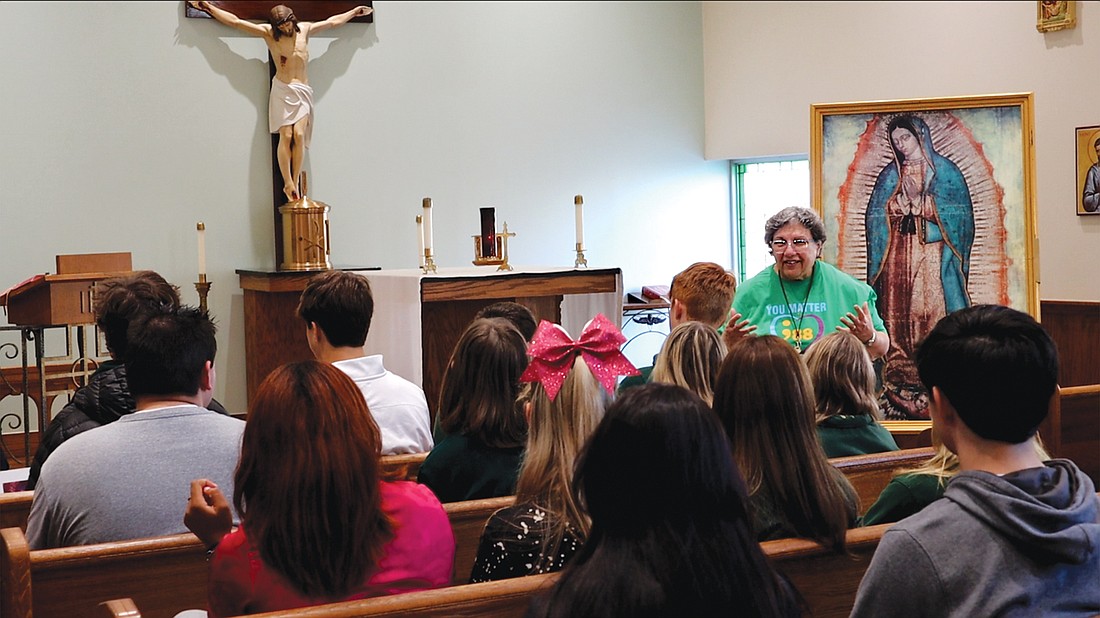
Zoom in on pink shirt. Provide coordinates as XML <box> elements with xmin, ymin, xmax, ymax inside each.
<box><xmin>208</xmin><ymin>481</ymin><xmax>455</xmax><ymax>616</ymax></box>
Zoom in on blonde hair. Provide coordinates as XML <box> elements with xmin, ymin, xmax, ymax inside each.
<box><xmin>804</xmin><ymin>331</ymin><xmax>882</xmax><ymax>422</ymax></box>
<box><xmin>514</xmin><ymin>357</ymin><xmax>610</xmax><ymax>570</ymax></box>
<box><xmin>903</xmin><ymin>433</ymin><xmax>1051</xmax><ymax>487</ymax></box>
<box><xmin>650</xmin><ymin>321</ymin><xmax>726</xmax><ymax>405</ymax></box>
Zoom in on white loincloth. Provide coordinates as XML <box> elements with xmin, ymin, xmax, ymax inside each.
<box><xmin>269</xmin><ymin>77</ymin><xmax>314</xmax><ymax>148</ymax></box>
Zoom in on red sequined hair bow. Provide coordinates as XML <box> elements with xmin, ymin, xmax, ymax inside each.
<box><xmin>519</xmin><ymin>313</ymin><xmax>639</xmax><ymax>401</ymax></box>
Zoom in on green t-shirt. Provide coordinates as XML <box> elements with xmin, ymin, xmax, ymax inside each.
<box><xmin>861</xmin><ymin>472</ymin><xmax>948</xmax><ymax>526</ymax></box>
<box><xmin>732</xmin><ymin>261</ymin><xmax>885</xmax><ymax>350</ymax></box>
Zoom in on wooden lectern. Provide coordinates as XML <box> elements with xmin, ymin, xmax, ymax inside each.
<box><xmin>1</xmin><ymin>253</ymin><xmax>134</xmax><ymax>326</ymax></box>
<box><xmin>0</xmin><ymin>252</ymin><xmax>133</xmax><ymax>459</ymax></box>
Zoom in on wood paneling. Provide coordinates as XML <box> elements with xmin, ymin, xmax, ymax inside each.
<box><xmin>1040</xmin><ymin>300</ymin><xmax>1100</xmax><ymax>387</ymax></box>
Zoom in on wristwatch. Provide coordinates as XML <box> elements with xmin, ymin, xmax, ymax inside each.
<box><xmin>863</xmin><ymin>331</ymin><xmax>877</xmax><ymax>347</ymax></box>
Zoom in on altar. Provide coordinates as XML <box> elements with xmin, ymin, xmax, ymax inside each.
<box><xmin>238</xmin><ymin>266</ymin><xmax>622</xmax><ymax>419</ymax></box>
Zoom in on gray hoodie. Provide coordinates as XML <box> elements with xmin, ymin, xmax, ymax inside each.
<box><xmin>851</xmin><ymin>459</ymin><xmax>1100</xmax><ymax>618</ymax></box>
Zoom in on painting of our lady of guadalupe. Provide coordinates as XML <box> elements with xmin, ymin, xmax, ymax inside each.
<box><xmin>813</xmin><ymin>95</ymin><xmax>1037</xmax><ymax>420</ymax></box>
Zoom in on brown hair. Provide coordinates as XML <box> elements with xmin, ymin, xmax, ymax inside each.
<box><xmin>804</xmin><ymin>331</ymin><xmax>881</xmax><ymax>421</ymax></box>
<box><xmin>94</xmin><ymin>270</ymin><xmax>180</xmax><ymax>359</ymax></box>
<box><xmin>234</xmin><ymin>361</ymin><xmax>393</xmax><ymax>597</ymax></box>
<box><xmin>436</xmin><ymin>318</ymin><xmax>528</xmax><ymax>448</ymax></box>
<box><xmin>296</xmin><ymin>270</ymin><xmax>374</xmax><ymax>348</ymax></box>
<box><xmin>669</xmin><ymin>262</ymin><xmax>737</xmax><ymax>328</ymax></box>
<box><xmin>712</xmin><ymin>336</ymin><xmax>855</xmax><ymax>551</ymax></box>
<box><xmin>269</xmin><ymin>4</ymin><xmax>299</xmax><ymax>40</ymax></box>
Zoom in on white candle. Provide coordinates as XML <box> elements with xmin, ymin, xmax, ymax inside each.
<box><xmin>422</xmin><ymin>198</ymin><xmax>434</xmax><ymax>255</ymax></box>
<box><xmin>196</xmin><ymin>222</ymin><xmax>207</xmax><ymax>277</ymax></box>
<box><xmin>574</xmin><ymin>195</ymin><xmax>584</xmax><ymax>248</ymax></box>
<box><xmin>416</xmin><ymin>214</ymin><xmax>426</xmax><ymax>267</ymax></box>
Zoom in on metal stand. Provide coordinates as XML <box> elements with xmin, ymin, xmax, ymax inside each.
<box><xmin>421</xmin><ymin>250</ymin><xmax>438</xmax><ymax>274</ymax></box>
<box><xmin>574</xmin><ymin>243</ymin><xmax>588</xmax><ymax>269</ymax></box>
<box><xmin>195</xmin><ymin>275</ymin><xmax>212</xmax><ymax>313</ymax></box>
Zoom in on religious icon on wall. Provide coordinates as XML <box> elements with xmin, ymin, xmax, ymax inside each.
<box><xmin>812</xmin><ymin>93</ymin><xmax>1038</xmax><ymax>420</ymax></box>
<box><xmin>1037</xmin><ymin>0</ymin><xmax>1076</xmax><ymax>32</ymax></box>
<box><xmin>1077</xmin><ymin>125</ymin><xmax>1100</xmax><ymax>216</ymax></box>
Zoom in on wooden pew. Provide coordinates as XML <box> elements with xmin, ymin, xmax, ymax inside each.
<box><xmin>0</xmin><ymin>527</ymin><xmax>208</xmax><ymax>618</ymax></box>
<box><xmin>444</xmin><ymin>496</ymin><xmax>514</xmax><ymax>584</ymax></box>
<box><xmin>0</xmin><ymin>493</ymin><xmax>511</xmax><ymax>618</ymax></box>
<box><xmin>0</xmin><ymin>453</ymin><xmax>427</xmax><ymax>536</ymax></box>
<box><xmin>380</xmin><ymin>452</ymin><xmax>428</xmax><ymax>482</ymax></box>
<box><xmin>152</xmin><ymin>524</ymin><xmax>889</xmax><ymax>618</ymax></box>
<box><xmin>0</xmin><ymin>492</ymin><xmax>32</xmax><ymax>533</ymax></box>
<box><xmin>0</xmin><ymin>441</ymin><xmax>925</xmax><ymax>542</ymax></box>
<box><xmin>829</xmin><ymin>447</ymin><xmax>936</xmax><ymax>516</ymax></box>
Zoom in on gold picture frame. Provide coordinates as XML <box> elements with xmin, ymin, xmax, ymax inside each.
<box><xmin>1037</xmin><ymin>0</ymin><xmax>1076</xmax><ymax>32</ymax></box>
<box><xmin>811</xmin><ymin>93</ymin><xmax>1038</xmax><ymax>421</ymax></box>
<box><xmin>1077</xmin><ymin>125</ymin><xmax>1100</xmax><ymax>215</ymax></box>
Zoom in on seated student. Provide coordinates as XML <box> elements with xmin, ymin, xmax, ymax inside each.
<box><xmin>852</xmin><ymin>305</ymin><xmax>1099</xmax><ymax>617</ymax></box>
<box><xmin>649</xmin><ymin>320</ymin><xmax>726</xmax><ymax>406</ymax></box>
<box><xmin>804</xmin><ymin>331</ymin><xmax>899</xmax><ymax>457</ymax></box>
<box><xmin>26</xmin><ymin>270</ymin><xmax>230</xmax><ymax>490</ymax></box>
<box><xmin>297</xmin><ymin>270</ymin><xmax>433</xmax><ymax>455</ymax></box>
<box><xmin>475</xmin><ymin>301</ymin><xmax>537</xmax><ymax>342</ymax></box>
<box><xmin>470</xmin><ymin>314</ymin><xmax>634</xmax><ymax>583</ymax></box>
<box><xmin>862</xmin><ymin>436</ymin><xmax>1051</xmax><ymax>526</ymax></box>
<box><xmin>418</xmin><ymin>318</ymin><xmax>529</xmax><ymax>502</ymax></box>
<box><xmin>713</xmin><ymin>335</ymin><xmax>859</xmax><ymax>548</ymax></box>
<box><xmin>186</xmin><ymin>361</ymin><xmax>453</xmax><ymax>617</ymax></box>
<box><xmin>528</xmin><ymin>383</ymin><xmax>801</xmax><ymax>617</ymax></box>
<box><xmin>27</xmin><ymin>306</ymin><xmax>244</xmax><ymax>548</ymax></box>
<box><xmin>618</xmin><ymin>261</ymin><xmax>736</xmax><ymax>394</ymax></box>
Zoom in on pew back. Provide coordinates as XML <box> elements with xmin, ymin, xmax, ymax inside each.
<box><xmin>0</xmin><ymin>494</ymin><xmax>512</xmax><ymax>618</ymax></box>
<box><xmin>226</xmin><ymin>524</ymin><xmax>893</xmax><ymax>618</ymax></box>
<box><xmin>0</xmin><ymin>492</ymin><xmax>32</xmax><ymax>533</ymax></box>
<box><xmin>379</xmin><ymin>453</ymin><xmax>428</xmax><ymax>482</ymax></box>
<box><xmin>830</xmin><ymin>447</ymin><xmax>935</xmax><ymax>516</ymax></box>
<box><xmin>0</xmin><ymin>527</ymin><xmax>207</xmax><ymax>618</ymax></box>
<box><xmin>444</xmin><ymin>496</ymin><xmax>514</xmax><ymax>584</ymax></box>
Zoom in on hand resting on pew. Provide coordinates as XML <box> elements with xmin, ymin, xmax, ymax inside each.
<box><xmin>184</xmin><ymin>479</ymin><xmax>233</xmax><ymax>550</ymax></box>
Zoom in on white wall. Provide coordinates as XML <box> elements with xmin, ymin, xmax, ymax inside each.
<box><xmin>0</xmin><ymin>1</ymin><xmax>728</xmax><ymax>414</ymax></box>
<box><xmin>703</xmin><ymin>0</ymin><xmax>1100</xmax><ymax>302</ymax></box>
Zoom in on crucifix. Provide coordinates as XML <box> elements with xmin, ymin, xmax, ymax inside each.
<box><xmin>186</xmin><ymin>1</ymin><xmax>372</xmax><ymax>268</ymax></box>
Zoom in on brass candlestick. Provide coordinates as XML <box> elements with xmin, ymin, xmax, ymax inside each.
<box><xmin>574</xmin><ymin>242</ymin><xmax>588</xmax><ymax>269</ymax></box>
<box><xmin>195</xmin><ymin>274</ymin><xmax>212</xmax><ymax>313</ymax></box>
<box><xmin>422</xmin><ymin>250</ymin><xmax>438</xmax><ymax>274</ymax></box>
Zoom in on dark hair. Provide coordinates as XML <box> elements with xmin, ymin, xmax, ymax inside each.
<box><xmin>269</xmin><ymin>4</ymin><xmax>300</xmax><ymax>40</ymax></box>
<box><xmin>124</xmin><ymin>306</ymin><xmax>216</xmax><ymax>397</ymax></box>
<box><xmin>234</xmin><ymin>361</ymin><xmax>393</xmax><ymax>597</ymax></box>
<box><xmin>916</xmin><ymin>304</ymin><xmax>1057</xmax><ymax>443</ymax></box>
<box><xmin>669</xmin><ymin>262</ymin><xmax>737</xmax><ymax>328</ymax></box>
<box><xmin>713</xmin><ymin>336</ymin><xmax>855</xmax><ymax>551</ymax></box>
<box><xmin>297</xmin><ymin>270</ymin><xmax>374</xmax><ymax>348</ymax></box>
<box><xmin>474</xmin><ymin>302</ymin><xmax>537</xmax><ymax>342</ymax></box>
<box><xmin>535</xmin><ymin>384</ymin><xmax>800</xmax><ymax>618</ymax></box>
<box><xmin>436</xmin><ymin>318</ymin><xmax>528</xmax><ymax>448</ymax></box>
<box><xmin>94</xmin><ymin>270</ymin><xmax>181</xmax><ymax>359</ymax></box>
<box><xmin>764</xmin><ymin>206</ymin><xmax>826</xmax><ymax>246</ymax></box>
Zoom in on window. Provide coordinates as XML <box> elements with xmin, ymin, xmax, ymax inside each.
<box><xmin>731</xmin><ymin>159</ymin><xmax>810</xmax><ymax>283</ymax></box>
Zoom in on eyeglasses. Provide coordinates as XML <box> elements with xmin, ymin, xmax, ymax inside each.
<box><xmin>770</xmin><ymin>239</ymin><xmax>814</xmax><ymax>250</ymax></box>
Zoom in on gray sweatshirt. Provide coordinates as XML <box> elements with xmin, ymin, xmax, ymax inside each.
<box><xmin>851</xmin><ymin>458</ymin><xmax>1100</xmax><ymax>618</ymax></box>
